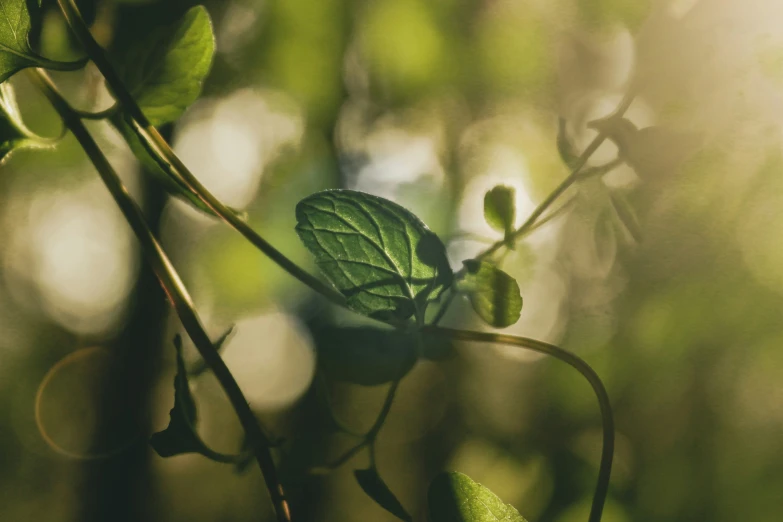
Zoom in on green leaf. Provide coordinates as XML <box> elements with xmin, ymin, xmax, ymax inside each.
<box><xmin>354</xmin><ymin>468</ymin><xmax>412</xmax><ymax>522</ymax></box>
<box><xmin>150</xmin><ymin>335</ymin><xmax>244</xmax><ymax>463</ymax></box>
<box><xmin>295</xmin><ymin>190</ymin><xmax>453</xmax><ymax>321</ymax></box>
<box><xmin>557</xmin><ymin>118</ymin><xmax>579</xmax><ymax>169</ymax></box>
<box><xmin>458</xmin><ymin>260</ymin><xmax>522</xmax><ymax>328</ymax></box>
<box><xmin>124</xmin><ymin>5</ymin><xmax>215</xmax><ymax>126</ymax></box>
<box><xmin>428</xmin><ymin>471</ymin><xmax>528</xmax><ymax>522</ymax></box>
<box><xmin>0</xmin><ymin>0</ymin><xmax>43</xmax><ymax>83</ymax></box>
<box><xmin>484</xmin><ymin>186</ymin><xmax>516</xmax><ymax>236</ymax></box>
<box><xmin>0</xmin><ymin>0</ymin><xmax>84</xmax><ymax>83</ymax></box>
<box><xmin>314</xmin><ymin>326</ymin><xmax>417</xmax><ymax>386</ymax></box>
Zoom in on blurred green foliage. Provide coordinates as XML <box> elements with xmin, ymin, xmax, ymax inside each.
<box><xmin>0</xmin><ymin>0</ymin><xmax>781</xmax><ymax>522</ymax></box>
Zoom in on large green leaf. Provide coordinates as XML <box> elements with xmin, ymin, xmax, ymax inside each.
<box><xmin>458</xmin><ymin>260</ymin><xmax>522</xmax><ymax>328</ymax></box>
<box><xmin>295</xmin><ymin>190</ymin><xmax>453</xmax><ymax>321</ymax></box>
<box><xmin>428</xmin><ymin>472</ymin><xmax>528</xmax><ymax>522</ymax></box>
<box><xmin>484</xmin><ymin>185</ymin><xmax>516</xmax><ymax>236</ymax></box>
<box><xmin>354</xmin><ymin>468</ymin><xmax>412</xmax><ymax>522</ymax></box>
<box><xmin>314</xmin><ymin>326</ymin><xmax>417</xmax><ymax>386</ymax></box>
<box><xmin>0</xmin><ymin>0</ymin><xmax>42</xmax><ymax>83</ymax></box>
<box><xmin>124</xmin><ymin>5</ymin><xmax>215</xmax><ymax>126</ymax></box>
<box><xmin>0</xmin><ymin>0</ymin><xmax>83</xmax><ymax>83</ymax></box>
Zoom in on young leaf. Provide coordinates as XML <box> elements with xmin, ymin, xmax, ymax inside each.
<box><xmin>557</xmin><ymin>118</ymin><xmax>580</xmax><ymax>169</ymax></box>
<box><xmin>314</xmin><ymin>326</ymin><xmax>417</xmax><ymax>386</ymax></box>
<box><xmin>458</xmin><ymin>260</ymin><xmax>522</xmax><ymax>328</ymax></box>
<box><xmin>123</xmin><ymin>6</ymin><xmax>215</xmax><ymax>126</ymax></box>
<box><xmin>150</xmin><ymin>336</ymin><xmax>203</xmax><ymax>457</ymax></box>
<box><xmin>151</xmin><ymin>335</ymin><xmax>243</xmax><ymax>463</ymax></box>
<box><xmin>354</xmin><ymin>468</ymin><xmax>413</xmax><ymax>522</ymax></box>
<box><xmin>484</xmin><ymin>186</ymin><xmax>516</xmax><ymax>236</ymax></box>
<box><xmin>0</xmin><ymin>0</ymin><xmax>86</xmax><ymax>83</ymax></box>
<box><xmin>295</xmin><ymin>190</ymin><xmax>453</xmax><ymax>321</ymax></box>
<box><xmin>0</xmin><ymin>0</ymin><xmax>59</xmax><ymax>83</ymax></box>
<box><xmin>428</xmin><ymin>471</ymin><xmax>528</xmax><ymax>522</ymax></box>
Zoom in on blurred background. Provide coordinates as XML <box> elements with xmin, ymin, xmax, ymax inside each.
<box><xmin>0</xmin><ymin>0</ymin><xmax>782</xmax><ymax>520</ymax></box>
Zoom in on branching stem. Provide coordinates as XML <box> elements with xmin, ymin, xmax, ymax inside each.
<box><xmin>56</xmin><ymin>0</ymin><xmax>346</xmax><ymax>309</ymax></box>
<box><xmin>28</xmin><ymin>69</ymin><xmax>292</xmax><ymax>522</ymax></box>
<box><xmin>51</xmin><ymin>5</ymin><xmax>626</xmax><ymax>522</ymax></box>
<box><xmin>464</xmin><ymin>91</ymin><xmax>636</xmax><ymax>272</ymax></box>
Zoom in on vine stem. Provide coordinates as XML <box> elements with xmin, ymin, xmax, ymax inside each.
<box><xmin>27</xmin><ymin>69</ymin><xmax>292</xmax><ymax>522</ymax></box>
<box><xmin>424</xmin><ymin>326</ymin><xmax>614</xmax><ymax>522</ymax></box>
<box><xmin>55</xmin><ymin>0</ymin><xmax>347</xmax><ymax>309</ymax></box>
<box><xmin>33</xmin><ymin>55</ymin><xmax>89</xmax><ymax>73</ymax></box>
<box><xmin>314</xmin><ymin>379</ymin><xmax>400</xmax><ymax>472</ymax></box>
<box><xmin>468</xmin><ymin>91</ymin><xmax>636</xmax><ymax>267</ymax></box>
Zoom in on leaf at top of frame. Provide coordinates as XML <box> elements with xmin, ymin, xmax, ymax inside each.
<box><xmin>0</xmin><ymin>0</ymin><xmax>46</xmax><ymax>84</ymax></box>
<box><xmin>123</xmin><ymin>5</ymin><xmax>215</xmax><ymax>126</ymax></box>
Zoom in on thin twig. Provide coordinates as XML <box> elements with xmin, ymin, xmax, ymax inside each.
<box><xmin>465</xmin><ymin>91</ymin><xmax>636</xmax><ymax>271</ymax></box>
<box><xmin>311</xmin><ymin>380</ymin><xmax>400</xmax><ymax>473</ymax></box>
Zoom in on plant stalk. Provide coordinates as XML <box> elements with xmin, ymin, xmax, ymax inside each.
<box><xmin>28</xmin><ymin>68</ymin><xmax>292</xmax><ymax>522</ymax></box>
<box><xmin>424</xmin><ymin>326</ymin><xmax>614</xmax><ymax>522</ymax></box>
<box><xmin>56</xmin><ymin>0</ymin><xmax>347</xmax><ymax>309</ymax></box>
<box><xmin>469</xmin><ymin>91</ymin><xmax>636</xmax><ymax>266</ymax></box>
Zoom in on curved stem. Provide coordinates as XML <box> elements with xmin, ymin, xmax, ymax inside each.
<box><xmin>75</xmin><ymin>104</ymin><xmax>118</xmax><ymax>121</ymax></box>
<box><xmin>28</xmin><ymin>69</ymin><xmax>292</xmax><ymax>522</ymax></box>
<box><xmin>424</xmin><ymin>326</ymin><xmax>614</xmax><ymax>522</ymax></box>
<box><xmin>56</xmin><ymin>0</ymin><xmax>347</xmax><ymax>309</ymax></box>
<box><xmin>366</xmin><ymin>380</ymin><xmax>400</xmax><ymax>439</ymax></box>
<box><xmin>35</xmin><ymin>55</ymin><xmax>89</xmax><ymax>72</ymax></box>
<box><xmin>313</xmin><ymin>379</ymin><xmax>400</xmax><ymax>473</ymax></box>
